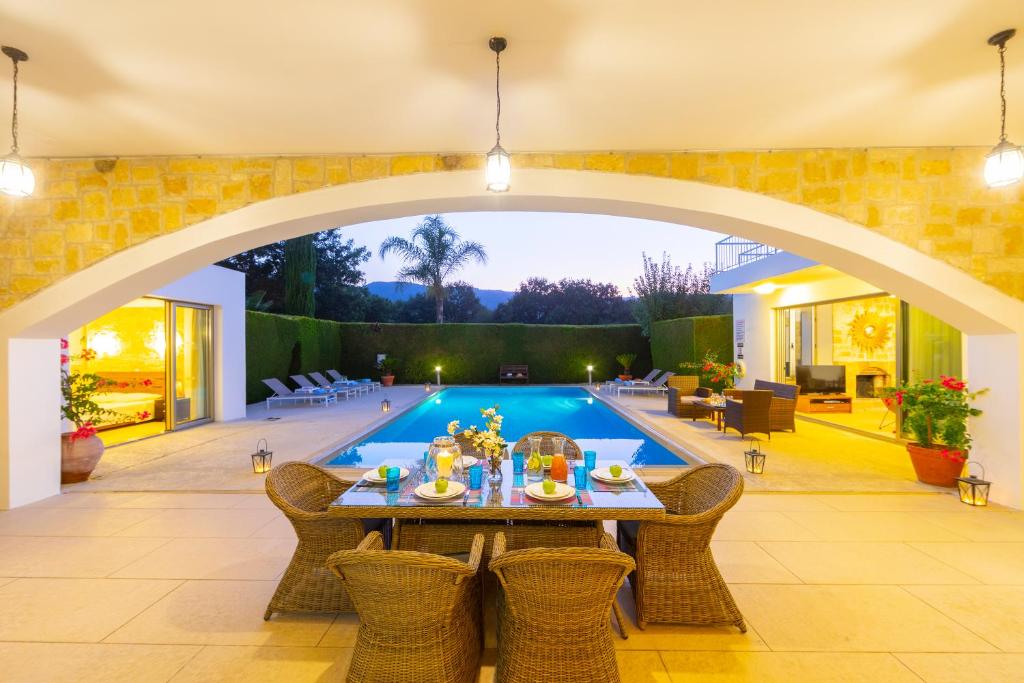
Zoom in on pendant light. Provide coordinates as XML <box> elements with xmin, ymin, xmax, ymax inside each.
<box><xmin>485</xmin><ymin>36</ymin><xmax>511</xmax><ymax>192</ymax></box>
<box><xmin>0</xmin><ymin>45</ymin><xmax>34</xmax><ymax>197</ymax></box>
<box><xmin>984</xmin><ymin>29</ymin><xmax>1023</xmax><ymax>188</ymax></box>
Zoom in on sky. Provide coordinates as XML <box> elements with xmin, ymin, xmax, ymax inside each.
<box><xmin>337</xmin><ymin>212</ymin><xmax>727</xmax><ymax>294</ymax></box>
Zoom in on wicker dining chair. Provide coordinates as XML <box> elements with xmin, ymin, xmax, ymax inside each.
<box><xmin>263</xmin><ymin>462</ymin><xmax>390</xmax><ymax>620</ymax></box>
<box><xmin>326</xmin><ymin>531</ymin><xmax>484</xmax><ymax>683</ymax></box>
<box><xmin>511</xmin><ymin>430</ymin><xmax>583</xmax><ymax>459</ymax></box>
<box><xmin>723</xmin><ymin>389</ymin><xmax>773</xmax><ymax>438</ymax></box>
<box><xmin>489</xmin><ymin>531</ymin><xmax>636</xmax><ymax>683</ymax></box>
<box><xmin>617</xmin><ymin>463</ymin><xmax>746</xmax><ymax>632</ymax></box>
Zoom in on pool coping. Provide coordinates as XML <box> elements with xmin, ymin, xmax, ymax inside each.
<box><xmin>311</xmin><ymin>384</ymin><xmax>703</xmax><ymax>468</ymax></box>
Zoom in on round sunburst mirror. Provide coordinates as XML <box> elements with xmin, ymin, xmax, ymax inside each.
<box><xmin>849</xmin><ymin>311</ymin><xmax>891</xmax><ymax>352</ymax></box>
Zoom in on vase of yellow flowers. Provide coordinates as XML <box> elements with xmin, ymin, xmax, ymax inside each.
<box><xmin>447</xmin><ymin>404</ymin><xmax>506</xmax><ymax>484</ymax></box>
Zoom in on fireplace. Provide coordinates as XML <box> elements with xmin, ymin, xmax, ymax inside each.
<box><xmin>855</xmin><ymin>367</ymin><xmax>888</xmax><ymax>398</ymax></box>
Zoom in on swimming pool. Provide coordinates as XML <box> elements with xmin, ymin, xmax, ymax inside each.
<box><xmin>322</xmin><ymin>386</ymin><xmax>688</xmax><ymax>468</ymax></box>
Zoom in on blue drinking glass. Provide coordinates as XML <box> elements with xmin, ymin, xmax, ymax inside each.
<box><xmin>512</xmin><ymin>451</ymin><xmax>525</xmax><ymax>474</ymax></box>
<box><xmin>584</xmin><ymin>450</ymin><xmax>597</xmax><ymax>470</ymax></box>
<box><xmin>574</xmin><ymin>464</ymin><xmax>588</xmax><ymax>490</ymax></box>
<box><xmin>386</xmin><ymin>466</ymin><xmax>401</xmax><ymax>493</ymax></box>
<box><xmin>468</xmin><ymin>463</ymin><xmax>483</xmax><ymax>490</ymax></box>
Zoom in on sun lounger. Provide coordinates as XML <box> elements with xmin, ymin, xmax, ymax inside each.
<box><xmin>327</xmin><ymin>369</ymin><xmax>380</xmax><ymax>392</ymax></box>
<box><xmin>326</xmin><ymin>369</ymin><xmax>348</xmax><ymax>383</ymax></box>
<box><xmin>291</xmin><ymin>374</ymin><xmax>357</xmax><ymax>400</ymax></box>
<box><xmin>308</xmin><ymin>371</ymin><xmax>358</xmax><ymax>399</ymax></box>
<box><xmin>617</xmin><ymin>371</ymin><xmax>675</xmax><ymax>397</ymax></box>
<box><xmin>262</xmin><ymin>378</ymin><xmax>335</xmax><ymax>409</ymax></box>
<box><xmin>628</xmin><ymin>369</ymin><xmax>662</xmax><ymax>385</ymax></box>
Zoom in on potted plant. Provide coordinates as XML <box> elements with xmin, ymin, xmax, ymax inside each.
<box><xmin>379</xmin><ymin>357</ymin><xmax>399</xmax><ymax>387</ymax></box>
<box><xmin>880</xmin><ymin>376</ymin><xmax>986</xmax><ymax>487</ymax></box>
<box><xmin>680</xmin><ymin>350</ymin><xmax>742</xmax><ymax>394</ymax></box>
<box><xmin>60</xmin><ymin>343</ymin><xmax>116</xmax><ymax>483</ymax></box>
<box><xmin>616</xmin><ymin>353</ymin><xmax>637</xmax><ymax>381</ymax></box>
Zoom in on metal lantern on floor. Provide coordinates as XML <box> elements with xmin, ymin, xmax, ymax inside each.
<box><xmin>381</xmin><ymin>398</ymin><xmax>391</xmax><ymax>413</ymax></box>
<box><xmin>744</xmin><ymin>437</ymin><xmax>766</xmax><ymax>474</ymax></box>
<box><xmin>251</xmin><ymin>439</ymin><xmax>273</xmax><ymax>474</ymax></box>
<box><xmin>956</xmin><ymin>463</ymin><xmax>991</xmax><ymax>506</ymax></box>
<box><xmin>424</xmin><ymin>382</ymin><xmax>432</xmax><ymax>393</ymax></box>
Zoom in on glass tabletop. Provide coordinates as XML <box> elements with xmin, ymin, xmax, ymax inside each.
<box><xmin>330</xmin><ymin>458</ymin><xmax>665</xmax><ymax>521</ymax></box>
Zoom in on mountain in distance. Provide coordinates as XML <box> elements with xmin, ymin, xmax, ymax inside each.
<box><xmin>366</xmin><ymin>281</ymin><xmax>514</xmax><ymax>309</ymax></box>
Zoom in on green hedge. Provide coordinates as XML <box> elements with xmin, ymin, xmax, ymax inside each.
<box><xmin>650</xmin><ymin>314</ymin><xmax>733</xmax><ymax>372</ymax></box>
<box><xmin>245</xmin><ymin>312</ymin><xmax>653</xmax><ymax>401</ymax></box>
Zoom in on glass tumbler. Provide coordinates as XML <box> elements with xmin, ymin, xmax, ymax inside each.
<box><xmin>584</xmin><ymin>450</ymin><xmax>597</xmax><ymax>470</ymax></box>
<box><xmin>386</xmin><ymin>466</ymin><xmax>401</xmax><ymax>493</ymax></box>
<box><xmin>512</xmin><ymin>451</ymin><xmax>525</xmax><ymax>474</ymax></box>
<box><xmin>573</xmin><ymin>464</ymin><xmax>588</xmax><ymax>490</ymax></box>
<box><xmin>468</xmin><ymin>463</ymin><xmax>483</xmax><ymax>490</ymax></box>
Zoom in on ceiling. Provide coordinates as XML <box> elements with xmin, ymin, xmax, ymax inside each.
<box><xmin>1</xmin><ymin>0</ymin><xmax>1023</xmax><ymax>157</ymax></box>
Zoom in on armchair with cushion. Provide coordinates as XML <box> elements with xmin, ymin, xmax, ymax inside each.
<box><xmin>722</xmin><ymin>389</ymin><xmax>773</xmax><ymax>438</ymax></box>
<box><xmin>753</xmin><ymin>379</ymin><xmax>799</xmax><ymax>432</ymax></box>
<box><xmin>667</xmin><ymin>375</ymin><xmax>708</xmax><ymax>418</ymax></box>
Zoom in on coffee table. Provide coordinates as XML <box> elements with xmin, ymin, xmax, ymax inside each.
<box><xmin>692</xmin><ymin>399</ymin><xmax>731</xmax><ymax>431</ymax></box>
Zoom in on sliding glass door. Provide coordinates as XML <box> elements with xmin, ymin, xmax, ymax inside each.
<box><xmin>170</xmin><ymin>303</ymin><xmax>213</xmax><ymax>427</ymax></box>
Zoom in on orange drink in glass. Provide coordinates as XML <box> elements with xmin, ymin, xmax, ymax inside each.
<box><xmin>550</xmin><ymin>454</ymin><xmax>568</xmax><ymax>482</ymax></box>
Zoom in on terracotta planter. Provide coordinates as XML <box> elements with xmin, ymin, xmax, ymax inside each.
<box><xmin>381</xmin><ymin>375</ymin><xmax>395</xmax><ymax>387</ymax></box>
<box><xmin>906</xmin><ymin>442</ymin><xmax>964</xmax><ymax>487</ymax></box>
<box><xmin>618</xmin><ymin>374</ymin><xmax>633</xmax><ymax>381</ymax></box>
<box><xmin>61</xmin><ymin>433</ymin><xmax>105</xmax><ymax>484</ymax></box>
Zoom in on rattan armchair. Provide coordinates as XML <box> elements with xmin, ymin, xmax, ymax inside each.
<box><xmin>327</xmin><ymin>532</ymin><xmax>484</xmax><ymax>683</ymax></box>
<box><xmin>723</xmin><ymin>389</ymin><xmax>773</xmax><ymax>438</ymax></box>
<box><xmin>510</xmin><ymin>430</ymin><xmax>583</xmax><ymax>459</ymax></box>
<box><xmin>263</xmin><ymin>462</ymin><xmax>390</xmax><ymax>620</ymax></box>
<box><xmin>667</xmin><ymin>375</ymin><xmax>709</xmax><ymax>418</ymax></box>
<box><xmin>489</xmin><ymin>531</ymin><xmax>636</xmax><ymax>683</ymax></box>
<box><xmin>617</xmin><ymin>464</ymin><xmax>745</xmax><ymax>631</ymax></box>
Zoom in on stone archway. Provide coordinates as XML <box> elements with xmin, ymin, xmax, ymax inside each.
<box><xmin>2</xmin><ymin>169</ymin><xmax>1021</xmax><ymax>506</ymax></box>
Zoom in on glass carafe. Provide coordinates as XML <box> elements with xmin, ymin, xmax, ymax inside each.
<box><xmin>525</xmin><ymin>436</ymin><xmax>544</xmax><ymax>481</ymax></box>
<box><xmin>550</xmin><ymin>436</ymin><xmax>568</xmax><ymax>483</ymax></box>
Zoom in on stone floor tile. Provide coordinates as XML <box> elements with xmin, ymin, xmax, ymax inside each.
<box><xmin>924</xmin><ymin>511</ymin><xmax>1024</xmax><ymax>542</ymax></box>
<box><xmin>169</xmin><ymin>645</ymin><xmax>350</xmax><ymax>682</ymax></box>
<box><xmin>660</xmin><ymin>651</ymin><xmax>920</xmax><ymax>682</ymax></box>
<box><xmin>114</xmin><ymin>508</ymin><xmax>279</xmax><ymax>538</ymax></box>
<box><xmin>730</xmin><ymin>584</ymin><xmax>996</xmax><ymax>652</ymax></box>
<box><xmin>318</xmin><ymin>612</ymin><xmax>359</xmax><ymax>648</ymax></box>
<box><xmin>249</xmin><ymin>514</ymin><xmax>293</xmax><ymax>539</ymax></box>
<box><xmin>818</xmin><ymin>493</ymin><xmax>971</xmax><ymax>513</ymax></box>
<box><xmin>618</xmin><ymin>650</ymin><xmax>671</xmax><ymax>682</ymax></box>
<box><xmin>107</xmin><ymin>579</ymin><xmax>334</xmax><ymax>646</ymax></box>
<box><xmin>910</xmin><ymin>542</ymin><xmax>1024</xmax><ymax>584</ymax></box>
<box><xmin>780</xmin><ymin>511</ymin><xmax>969</xmax><ymax>542</ymax></box>
<box><xmin>711</xmin><ymin>541</ymin><xmax>802</xmax><ymax>584</ymax></box>
<box><xmin>894</xmin><ymin>653</ymin><xmax>1024</xmax><ymax>682</ymax></box>
<box><xmin>232</xmin><ymin>493</ymin><xmax>278</xmax><ymax>510</ymax></box>
<box><xmin>119</xmin><ymin>492</ymin><xmax>253</xmax><ymax>509</ymax></box>
<box><xmin>0</xmin><ymin>577</ymin><xmax>180</xmax><ymax>642</ymax></box>
<box><xmin>0</xmin><ymin>536</ymin><xmax>169</xmax><ymax>578</ymax></box>
<box><xmin>111</xmin><ymin>537</ymin><xmax>295</xmax><ymax>580</ymax></box>
<box><xmin>903</xmin><ymin>585</ymin><xmax>1024</xmax><ymax>651</ymax></box>
<box><xmin>0</xmin><ymin>642</ymin><xmax>200</xmax><ymax>683</ymax></box>
<box><xmin>713</xmin><ymin>511</ymin><xmax>821</xmax><ymax>541</ymax></box>
<box><xmin>759</xmin><ymin>541</ymin><xmax>979</xmax><ymax>584</ymax></box>
<box><xmin>0</xmin><ymin>507</ymin><xmax>160</xmax><ymax>537</ymax></box>
<box><xmin>731</xmin><ymin>494</ymin><xmax>837</xmax><ymax>512</ymax></box>
<box><xmin>26</xmin><ymin>492</ymin><xmax>147</xmax><ymax>509</ymax></box>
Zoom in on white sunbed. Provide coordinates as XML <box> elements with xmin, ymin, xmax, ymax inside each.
<box><xmin>308</xmin><ymin>371</ymin><xmax>358</xmax><ymax>399</ymax></box>
<box><xmin>327</xmin><ymin>369</ymin><xmax>380</xmax><ymax>392</ymax></box>
<box><xmin>291</xmin><ymin>374</ymin><xmax>356</xmax><ymax>400</ymax></box>
<box><xmin>617</xmin><ymin>371</ymin><xmax>675</xmax><ymax>397</ymax></box>
<box><xmin>262</xmin><ymin>378</ymin><xmax>336</xmax><ymax>409</ymax></box>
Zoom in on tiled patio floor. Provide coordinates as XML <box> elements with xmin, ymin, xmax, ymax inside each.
<box><xmin>2</xmin><ymin>490</ymin><xmax>1022</xmax><ymax>681</ymax></box>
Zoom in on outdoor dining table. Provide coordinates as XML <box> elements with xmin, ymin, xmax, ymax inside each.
<box><xmin>329</xmin><ymin>458</ymin><xmax>666</xmax><ymax>522</ymax></box>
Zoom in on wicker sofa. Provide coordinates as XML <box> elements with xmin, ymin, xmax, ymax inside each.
<box><xmin>753</xmin><ymin>379</ymin><xmax>799</xmax><ymax>432</ymax></box>
<box><xmin>667</xmin><ymin>375</ymin><xmax>709</xmax><ymax>418</ymax></box>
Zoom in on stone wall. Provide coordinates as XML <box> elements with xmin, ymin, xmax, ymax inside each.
<box><xmin>1</xmin><ymin>148</ymin><xmax>1022</xmax><ymax>312</ymax></box>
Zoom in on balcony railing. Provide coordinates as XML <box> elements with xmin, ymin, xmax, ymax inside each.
<box><xmin>714</xmin><ymin>237</ymin><xmax>780</xmax><ymax>273</ymax></box>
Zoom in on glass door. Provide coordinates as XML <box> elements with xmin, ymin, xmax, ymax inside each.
<box><xmin>170</xmin><ymin>303</ymin><xmax>213</xmax><ymax>427</ymax></box>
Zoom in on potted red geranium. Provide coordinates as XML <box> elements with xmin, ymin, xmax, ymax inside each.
<box><xmin>680</xmin><ymin>350</ymin><xmax>743</xmax><ymax>394</ymax></box>
<box><xmin>60</xmin><ymin>341</ymin><xmax>116</xmax><ymax>483</ymax></box>
<box><xmin>881</xmin><ymin>376</ymin><xmax>986</xmax><ymax>487</ymax></box>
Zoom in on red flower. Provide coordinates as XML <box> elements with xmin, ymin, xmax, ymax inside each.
<box><xmin>895</xmin><ymin>390</ymin><xmax>905</xmax><ymax>406</ymax></box>
<box><xmin>136</xmin><ymin>411</ymin><xmax>151</xmax><ymax>421</ymax></box>
<box><xmin>60</xmin><ymin>354</ymin><xmax>69</xmax><ymax>365</ymax></box>
<box><xmin>60</xmin><ymin>338</ymin><xmax>69</xmax><ymax>350</ymax></box>
<box><xmin>142</xmin><ymin>378</ymin><xmax>153</xmax><ymax>387</ymax></box>
<box><xmin>118</xmin><ymin>382</ymin><xmax>130</xmax><ymax>389</ymax></box>
<box><xmin>922</xmin><ymin>379</ymin><xmax>934</xmax><ymax>384</ymax></box>
<box><xmin>70</xmin><ymin>423</ymin><xmax>97</xmax><ymax>441</ymax></box>
<box><xmin>702</xmin><ymin>362</ymin><xmax>713</xmax><ymax>372</ymax></box>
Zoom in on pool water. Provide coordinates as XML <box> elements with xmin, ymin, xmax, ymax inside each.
<box><xmin>322</xmin><ymin>386</ymin><xmax>687</xmax><ymax>468</ymax></box>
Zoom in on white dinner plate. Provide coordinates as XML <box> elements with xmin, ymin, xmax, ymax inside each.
<box><xmin>524</xmin><ymin>482</ymin><xmax>576</xmax><ymax>501</ymax></box>
<box><xmin>362</xmin><ymin>467</ymin><xmax>410</xmax><ymax>483</ymax></box>
<box><xmin>414</xmin><ymin>481</ymin><xmax>466</xmax><ymax>500</ymax></box>
<box><xmin>590</xmin><ymin>467</ymin><xmax>635</xmax><ymax>484</ymax></box>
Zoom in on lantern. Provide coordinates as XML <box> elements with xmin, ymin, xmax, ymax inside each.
<box><xmin>956</xmin><ymin>463</ymin><xmax>991</xmax><ymax>507</ymax></box>
<box><xmin>744</xmin><ymin>437</ymin><xmax>766</xmax><ymax>474</ymax></box>
<box><xmin>381</xmin><ymin>398</ymin><xmax>391</xmax><ymax>413</ymax></box>
<box><xmin>251</xmin><ymin>439</ymin><xmax>273</xmax><ymax>474</ymax></box>
<box><xmin>424</xmin><ymin>382</ymin><xmax>432</xmax><ymax>393</ymax></box>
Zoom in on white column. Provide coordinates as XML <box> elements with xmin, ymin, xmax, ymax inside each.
<box><xmin>0</xmin><ymin>337</ymin><xmax>62</xmax><ymax>509</ymax></box>
<box><xmin>965</xmin><ymin>333</ymin><xmax>1023</xmax><ymax>508</ymax></box>
<box><xmin>732</xmin><ymin>293</ymin><xmax>773</xmax><ymax>389</ymax></box>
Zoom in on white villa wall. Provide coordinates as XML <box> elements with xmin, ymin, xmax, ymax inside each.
<box><xmin>0</xmin><ymin>265</ymin><xmax>245</xmax><ymax>508</ymax></box>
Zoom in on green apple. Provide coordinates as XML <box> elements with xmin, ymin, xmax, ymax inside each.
<box><xmin>377</xmin><ymin>465</ymin><xmax>388</xmax><ymax>479</ymax></box>
<box><xmin>609</xmin><ymin>464</ymin><xmax>623</xmax><ymax>478</ymax></box>
<box><xmin>435</xmin><ymin>479</ymin><xmax>449</xmax><ymax>494</ymax></box>
<box><xmin>541</xmin><ymin>455</ymin><xmax>553</xmax><ymax>468</ymax></box>
<box><xmin>542</xmin><ymin>479</ymin><xmax>556</xmax><ymax>495</ymax></box>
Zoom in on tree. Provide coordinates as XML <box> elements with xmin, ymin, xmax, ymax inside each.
<box><xmin>283</xmin><ymin>235</ymin><xmax>316</xmax><ymax>316</ymax></box>
<box><xmin>631</xmin><ymin>252</ymin><xmax>731</xmax><ymax>336</ymax></box>
<box><xmin>493</xmin><ymin>277</ymin><xmax>634</xmax><ymax>324</ymax></box>
<box><xmin>398</xmin><ymin>281</ymin><xmax>489</xmax><ymax>323</ymax></box>
<box><xmin>378</xmin><ymin>215</ymin><xmax>488</xmax><ymax>323</ymax></box>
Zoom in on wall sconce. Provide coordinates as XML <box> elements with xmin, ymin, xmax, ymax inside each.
<box><xmin>251</xmin><ymin>439</ymin><xmax>273</xmax><ymax>474</ymax></box>
<box><xmin>956</xmin><ymin>463</ymin><xmax>991</xmax><ymax>506</ymax></box>
<box><xmin>744</xmin><ymin>437</ymin><xmax>766</xmax><ymax>474</ymax></box>
<box><xmin>381</xmin><ymin>398</ymin><xmax>391</xmax><ymax>413</ymax></box>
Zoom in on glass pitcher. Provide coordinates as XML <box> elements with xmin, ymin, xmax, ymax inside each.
<box><xmin>550</xmin><ymin>436</ymin><xmax>568</xmax><ymax>483</ymax></box>
<box><xmin>525</xmin><ymin>436</ymin><xmax>544</xmax><ymax>481</ymax></box>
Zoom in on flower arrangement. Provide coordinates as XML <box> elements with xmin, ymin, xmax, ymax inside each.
<box><xmin>447</xmin><ymin>404</ymin><xmax>506</xmax><ymax>474</ymax></box>
<box><xmin>880</xmin><ymin>375</ymin><xmax>986</xmax><ymax>463</ymax></box>
<box><xmin>60</xmin><ymin>340</ymin><xmax>117</xmax><ymax>441</ymax></box>
<box><xmin>680</xmin><ymin>350</ymin><xmax>743</xmax><ymax>393</ymax></box>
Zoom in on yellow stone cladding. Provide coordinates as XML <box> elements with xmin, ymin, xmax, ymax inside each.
<box><xmin>1</xmin><ymin>148</ymin><xmax>1023</xmax><ymax>312</ymax></box>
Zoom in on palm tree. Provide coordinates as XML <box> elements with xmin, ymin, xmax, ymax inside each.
<box><xmin>379</xmin><ymin>216</ymin><xmax>487</xmax><ymax>323</ymax></box>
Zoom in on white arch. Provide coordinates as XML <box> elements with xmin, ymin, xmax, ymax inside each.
<box><xmin>2</xmin><ymin>168</ymin><xmax>1022</xmax><ymax>337</ymax></box>
<box><xmin>1</xmin><ymin>169</ymin><xmax>1021</xmax><ymax>509</ymax></box>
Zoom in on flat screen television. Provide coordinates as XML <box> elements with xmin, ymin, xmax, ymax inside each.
<box><xmin>796</xmin><ymin>365</ymin><xmax>846</xmax><ymax>394</ymax></box>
